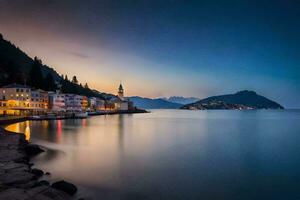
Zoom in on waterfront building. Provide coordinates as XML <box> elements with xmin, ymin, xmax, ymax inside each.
<box><xmin>104</xmin><ymin>101</ymin><xmax>116</xmax><ymax>110</ymax></box>
<box><xmin>108</xmin><ymin>84</ymin><xmax>133</xmax><ymax>111</ymax></box>
<box><xmin>48</xmin><ymin>91</ymin><xmax>66</xmax><ymax>112</ymax></box>
<box><xmin>88</xmin><ymin>97</ymin><xmax>97</xmax><ymax>111</ymax></box>
<box><xmin>81</xmin><ymin>96</ymin><xmax>89</xmax><ymax>111</ymax></box>
<box><xmin>128</xmin><ymin>100</ymin><xmax>135</xmax><ymax>110</ymax></box>
<box><xmin>96</xmin><ymin>98</ymin><xmax>106</xmax><ymax>110</ymax></box>
<box><xmin>0</xmin><ymin>84</ymin><xmax>39</xmax><ymax>115</ymax></box>
<box><xmin>65</xmin><ymin>94</ymin><xmax>83</xmax><ymax>112</ymax></box>
<box><xmin>88</xmin><ymin>97</ymin><xmax>106</xmax><ymax>111</ymax></box>
<box><xmin>110</xmin><ymin>97</ymin><xmax>129</xmax><ymax>110</ymax></box>
<box><xmin>30</xmin><ymin>89</ymin><xmax>49</xmax><ymax>114</ymax></box>
<box><xmin>0</xmin><ymin>83</ymin><xmax>135</xmax><ymax>115</ymax></box>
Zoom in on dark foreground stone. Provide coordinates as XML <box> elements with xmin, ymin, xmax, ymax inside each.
<box><xmin>0</xmin><ymin>128</ymin><xmax>73</xmax><ymax>199</ymax></box>
<box><xmin>35</xmin><ymin>180</ymin><xmax>50</xmax><ymax>187</ymax></box>
<box><xmin>31</xmin><ymin>168</ymin><xmax>44</xmax><ymax>177</ymax></box>
<box><xmin>25</xmin><ymin>144</ymin><xmax>45</xmax><ymax>156</ymax></box>
<box><xmin>51</xmin><ymin>180</ymin><xmax>77</xmax><ymax>195</ymax></box>
<box><xmin>0</xmin><ymin>186</ymin><xmax>71</xmax><ymax>200</ymax></box>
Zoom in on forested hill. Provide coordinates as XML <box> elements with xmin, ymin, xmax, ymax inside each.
<box><xmin>181</xmin><ymin>90</ymin><xmax>284</xmax><ymax>110</ymax></box>
<box><xmin>0</xmin><ymin>33</ymin><xmax>107</xmax><ymax>99</ymax></box>
<box><xmin>0</xmin><ymin>34</ymin><xmax>61</xmax><ymax>83</ymax></box>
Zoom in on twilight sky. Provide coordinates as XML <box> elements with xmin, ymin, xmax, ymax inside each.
<box><xmin>0</xmin><ymin>0</ymin><xmax>300</xmax><ymax>108</ymax></box>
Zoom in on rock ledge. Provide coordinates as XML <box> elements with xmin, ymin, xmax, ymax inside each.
<box><xmin>0</xmin><ymin>128</ymin><xmax>75</xmax><ymax>200</ymax></box>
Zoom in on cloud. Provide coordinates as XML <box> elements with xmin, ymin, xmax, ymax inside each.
<box><xmin>68</xmin><ymin>51</ymin><xmax>89</xmax><ymax>59</ymax></box>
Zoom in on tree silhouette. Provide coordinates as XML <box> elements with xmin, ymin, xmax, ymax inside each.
<box><xmin>72</xmin><ymin>76</ymin><xmax>78</xmax><ymax>84</ymax></box>
<box><xmin>44</xmin><ymin>73</ymin><xmax>56</xmax><ymax>91</ymax></box>
<box><xmin>7</xmin><ymin>61</ymin><xmax>25</xmax><ymax>84</ymax></box>
<box><xmin>29</xmin><ymin>57</ymin><xmax>44</xmax><ymax>89</ymax></box>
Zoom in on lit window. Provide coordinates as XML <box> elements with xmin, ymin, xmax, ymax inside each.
<box><xmin>2</xmin><ymin>90</ymin><xmax>5</xmax><ymax>93</ymax></box>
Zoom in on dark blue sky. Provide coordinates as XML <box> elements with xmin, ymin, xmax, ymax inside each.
<box><xmin>1</xmin><ymin>0</ymin><xmax>300</xmax><ymax>107</ymax></box>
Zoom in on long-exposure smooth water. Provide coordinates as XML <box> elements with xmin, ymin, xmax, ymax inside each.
<box><xmin>4</xmin><ymin>110</ymin><xmax>300</xmax><ymax>200</ymax></box>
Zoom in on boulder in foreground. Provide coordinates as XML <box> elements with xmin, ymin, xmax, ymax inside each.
<box><xmin>25</xmin><ymin>144</ymin><xmax>45</xmax><ymax>156</ymax></box>
<box><xmin>31</xmin><ymin>168</ymin><xmax>44</xmax><ymax>177</ymax></box>
<box><xmin>51</xmin><ymin>180</ymin><xmax>77</xmax><ymax>195</ymax></box>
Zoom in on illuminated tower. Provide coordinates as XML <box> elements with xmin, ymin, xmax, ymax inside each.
<box><xmin>118</xmin><ymin>83</ymin><xmax>124</xmax><ymax>100</ymax></box>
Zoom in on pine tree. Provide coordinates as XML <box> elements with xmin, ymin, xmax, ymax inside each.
<box><xmin>72</xmin><ymin>76</ymin><xmax>78</xmax><ymax>84</ymax></box>
<box><xmin>84</xmin><ymin>83</ymin><xmax>89</xmax><ymax>89</ymax></box>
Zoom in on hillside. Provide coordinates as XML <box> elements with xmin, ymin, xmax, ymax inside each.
<box><xmin>181</xmin><ymin>90</ymin><xmax>284</xmax><ymax>110</ymax></box>
<box><xmin>0</xmin><ymin>34</ymin><xmax>108</xmax><ymax>99</ymax></box>
<box><xmin>0</xmin><ymin>34</ymin><xmax>61</xmax><ymax>83</ymax></box>
<box><xmin>129</xmin><ymin>96</ymin><xmax>182</xmax><ymax>109</ymax></box>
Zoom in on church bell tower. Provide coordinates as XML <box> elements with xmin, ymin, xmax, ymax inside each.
<box><xmin>118</xmin><ymin>83</ymin><xmax>124</xmax><ymax>100</ymax></box>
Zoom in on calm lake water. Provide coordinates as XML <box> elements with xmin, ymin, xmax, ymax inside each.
<box><xmin>4</xmin><ymin>109</ymin><xmax>300</xmax><ymax>200</ymax></box>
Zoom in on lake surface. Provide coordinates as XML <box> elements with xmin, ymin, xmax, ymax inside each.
<box><xmin>4</xmin><ymin>109</ymin><xmax>300</xmax><ymax>200</ymax></box>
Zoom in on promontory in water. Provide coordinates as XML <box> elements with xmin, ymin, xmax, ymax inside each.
<box><xmin>180</xmin><ymin>90</ymin><xmax>284</xmax><ymax>110</ymax></box>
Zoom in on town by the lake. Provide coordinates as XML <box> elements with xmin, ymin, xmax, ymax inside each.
<box><xmin>1</xmin><ymin>1</ymin><xmax>300</xmax><ymax>200</ymax></box>
<box><xmin>0</xmin><ymin>82</ymin><xmax>143</xmax><ymax>120</ymax></box>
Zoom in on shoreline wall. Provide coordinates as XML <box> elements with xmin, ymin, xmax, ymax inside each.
<box><xmin>0</xmin><ymin>117</ymin><xmax>28</xmax><ymax>125</ymax></box>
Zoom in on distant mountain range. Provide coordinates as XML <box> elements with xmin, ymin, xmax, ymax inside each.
<box><xmin>162</xmin><ymin>96</ymin><xmax>199</xmax><ymax>104</ymax></box>
<box><xmin>129</xmin><ymin>96</ymin><xmax>182</xmax><ymax>109</ymax></box>
<box><xmin>129</xmin><ymin>91</ymin><xmax>283</xmax><ymax>110</ymax></box>
<box><xmin>181</xmin><ymin>90</ymin><xmax>284</xmax><ymax>110</ymax></box>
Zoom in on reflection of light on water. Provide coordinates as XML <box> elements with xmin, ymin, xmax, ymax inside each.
<box><xmin>82</xmin><ymin>119</ymin><xmax>87</xmax><ymax>127</ymax></box>
<box><xmin>5</xmin><ymin>121</ymin><xmax>31</xmax><ymax>141</ymax></box>
<box><xmin>24</xmin><ymin>121</ymin><xmax>31</xmax><ymax>141</ymax></box>
<box><xmin>56</xmin><ymin>120</ymin><xmax>62</xmax><ymax>142</ymax></box>
<box><xmin>42</xmin><ymin>120</ymin><xmax>49</xmax><ymax>129</ymax></box>
<box><xmin>6</xmin><ymin>123</ymin><xmax>20</xmax><ymax>133</ymax></box>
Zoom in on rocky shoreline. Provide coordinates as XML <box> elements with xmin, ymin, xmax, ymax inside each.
<box><xmin>0</xmin><ymin>110</ymin><xmax>148</xmax><ymax>199</ymax></box>
<box><xmin>0</xmin><ymin>127</ymin><xmax>77</xmax><ymax>200</ymax></box>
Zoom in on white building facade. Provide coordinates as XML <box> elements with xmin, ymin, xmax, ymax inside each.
<box><xmin>65</xmin><ymin>94</ymin><xmax>83</xmax><ymax>112</ymax></box>
<box><xmin>48</xmin><ymin>91</ymin><xmax>66</xmax><ymax>112</ymax></box>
